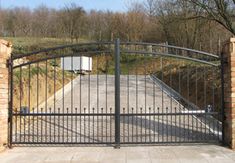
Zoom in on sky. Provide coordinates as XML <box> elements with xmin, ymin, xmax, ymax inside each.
<box><xmin>0</xmin><ymin>0</ymin><xmax>143</xmax><ymax>12</ymax></box>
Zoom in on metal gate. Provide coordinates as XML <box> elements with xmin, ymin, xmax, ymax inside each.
<box><xmin>9</xmin><ymin>39</ymin><xmax>224</xmax><ymax>147</ymax></box>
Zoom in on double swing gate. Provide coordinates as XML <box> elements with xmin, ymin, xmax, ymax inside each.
<box><xmin>9</xmin><ymin>39</ymin><xmax>224</xmax><ymax>147</ymax></box>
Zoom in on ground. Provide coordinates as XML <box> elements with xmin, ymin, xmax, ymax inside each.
<box><xmin>0</xmin><ymin>145</ymin><xmax>235</xmax><ymax>163</ymax></box>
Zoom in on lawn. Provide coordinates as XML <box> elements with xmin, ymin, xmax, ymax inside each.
<box><xmin>3</xmin><ymin>37</ymin><xmax>87</xmax><ymax>54</ymax></box>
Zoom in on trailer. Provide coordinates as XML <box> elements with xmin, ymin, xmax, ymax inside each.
<box><xmin>61</xmin><ymin>56</ymin><xmax>92</xmax><ymax>74</ymax></box>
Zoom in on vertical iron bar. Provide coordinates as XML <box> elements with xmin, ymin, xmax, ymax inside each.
<box><xmin>212</xmin><ymin>67</ymin><xmax>215</xmax><ymax>140</ymax></box>
<box><xmin>9</xmin><ymin>57</ymin><xmax>13</xmax><ymax>147</ymax></box>
<box><xmin>53</xmin><ymin>58</ymin><xmax>56</xmax><ymax>142</ymax></box>
<box><xmin>102</xmin><ymin>108</ymin><xmax>104</xmax><ymax>142</ymax></box>
<box><xmin>62</xmin><ymin>57</ymin><xmax>65</xmax><ymax>142</ymax></box>
<box><xmin>105</xmin><ymin>53</ymin><xmax>108</xmax><ymax>143</ymax></box>
<box><xmin>128</xmin><ymin>104</ymin><xmax>130</xmax><ymax>142</ymax></box>
<box><xmin>75</xmin><ymin>107</ymin><xmax>78</xmax><ymax>143</ymax></box>
<box><xmin>187</xmin><ymin>65</ymin><xmax>190</xmax><ymax>141</ymax></box>
<box><xmin>32</xmin><ymin>100</ymin><xmax>35</xmax><ymax>142</ymax></box>
<box><xmin>58</xmin><ymin>108</ymin><xmax>60</xmax><ymax>142</ymax></box>
<box><xmin>88</xmin><ymin>54</ymin><xmax>91</xmax><ymax>143</ymax></box>
<box><xmin>127</xmin><ymin>53</ymin><xmax>130</xmax><ymax>143</ymax></box>
<box><xmin>166</xmin><ymin>107</ymin><xmax>168</xmax><ymax>142</ymax></box>
<box><xmin>19</xmin><ymin>66</ymin><xmax>22</xmax><ymax>143</ymax></box>
<box><xmin>110</xmin><ymin>108</ymin><xmax>112</xmax><ymax>143</ymax></box>
<box><xmin>114</xmin><ymin>38</ymin><xmax>120</xmax><ymax>148</ymax></box>
<box><xmin>79</xmin><ymin>53</ymin><xmax>82</xmax><ymax>143</ymax></box>
<box><xmin>84</xmin><ymin>108</ymin><xmax>86</xmax><ymax>143</ymax></box>
<box><xmin>204</xmin><ymin>67</ymin><xmax>207</xmax><ymax>140</ymax></box>
<box><xmin>132</xmin><ymin>107</ymin><xmax>134</xmax><ymax>142</ymax></box>
<box><xmin>195</xmin><ymin>66</ymin><xmax>198</xmax><ymax>141</ymax></box>
<box><xmin>62</xmin><ymin>58</ymin><xmax>65</xmax><ymax>143</ymax></box>
<box><xmin>153</xmin><ymin>59</ymin><xmax>156</xmax><ymax>142</ymax></box>
<box><xmin>123</xmin><ymin>108</ymin><xmax>125</xmax><ymax>143</ymax></box>
<box><xmin>45</xmin><ymin>60</ymin><xmax>48</xmax><ymax>142</ymax></box>
<box><xmin>175</xmin><ymin>107</ymin><xmax>177</xmax><ymax>142</ymax></box>
<box><xmin>178</xmin><ymin>65</ymin><xmax>181</xmax><ymax>142</ymax></box>
<box><xmin>71</xmin><ymin>56</ymin><xmax>73</xmax><ymax>142</ymax></box>
<box><xmin>37</xmin><ymin>62</ymin><xmax>39</xmax><ymax>142</ymax></box>
<box><xmin>220</xmin><ymin>52</ymin><xmax>225</xmax><ymax>144</ymax></box>
<box><xmin>140</xmin><ymin>108</ymin><xmax>143</xmax><ymax>142</ymax></box>
<box><xmin>41</xmin><ymin>108</ymin><xmax>43</xmax><ymax>142</ymax></box>
<box><xmin>135</xmin><ymin>43</ymin><xmax>138</xmax><ymax>143</ymax></box>
<box><xmin>28</xmin><ymin>64</ymin><xmax>31</xmax><ymax>142</ymax></box>
<box><xmin>161</xmin><ymin>57</ymin><xmax>164</xmax><ymax>142</ymax></box>
<box><xmin>153</xmin><ymin>107</ymin><xmax>156</xmax><ymax>142</ymax></box>
<box><xmin>135</xmin><ymin>54</ymin><xmax>138</xmax><ymax>143</ymax></box>
<box><xmin>149</xmin><ymin>107</ymin><xmax>151</xmax><ymax>142</ymax></box>
<box><xmin>170</xmin><ymin>66</ymin><xmax>173</xmax><ymax>142</ymax></box>
<box><xmin>49</xmin><ymin>108</ymin><xmax>51</xmax><ymax>143</ymax></box>
<box><xmin>158</xmin><ymin>107</ymin><xmax>160</xmax><ymax>142</ymax></box>
<box><xmin>67</xmin><ymin>108</ymin><xmax>69</xmax><ymax>142</ymax></box>
<box><xmin>93</xmin><ymin>108</ymin><xmax>95</xmax><ymax>143</ymax></box>
<box><xmin>97</xmin><ymin>52</ymin><xmax>99</xmax><ymax>142</ymax></box>
<box><xmin>144</xmin><ymin>53</ymin><xmax>147</xmax><ymax>143</ymax></box>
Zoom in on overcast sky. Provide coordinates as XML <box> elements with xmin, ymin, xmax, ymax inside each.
<box><xmin>0</xmin><ymin>0</ymin><xmax>143</xmax><ymax>12</ymax></box>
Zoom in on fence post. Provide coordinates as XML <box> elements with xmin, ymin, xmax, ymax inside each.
<box><xmin>223</xmin><ymin>37</ymin><xmax>235</xmax><ymax>149</ymax></box>
<box><xmin>221</xmin><ymin>47</ymin><xmax>225</xmax><ymax>145</ymax></box>
<box><xmin>114</xmin><ymin>38</ymin><xmax>120</xmax><ymax>149</ymax></box>
<box><xmin>0</xmin><ymin>39</ymin><xmax>12</xmax><ymax>151</ymax></box>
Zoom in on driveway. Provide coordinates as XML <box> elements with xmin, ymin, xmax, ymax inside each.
<box><xmin>0</xmin><ymin>145</ymin><xmax>235</xmax><ymax>163</ymax></box>
<box><xmin>12</xmin><ymin>75</ymin><xmax>219</xmax><ymax>143</ymax></box>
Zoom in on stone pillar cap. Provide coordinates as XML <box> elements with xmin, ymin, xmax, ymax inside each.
<box><xmin>230</xmin><ymin>38</ymin><xmax>235</xmax><ymax>43</ymax></box>
<box><xmin>0</xmin><ymin>39</ymin><xmax>12</xmax><ymax>47</ymax></box>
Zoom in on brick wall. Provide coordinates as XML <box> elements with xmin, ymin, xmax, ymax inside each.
<box><xmin>0</xmin><ymin>39</ymin><xmax>12</xmax><ymax>152</ymax></box>
<box><xmin>223</xmin><ymin>38</ymin><xmax>235</xmax><ymax>149</ymax></box>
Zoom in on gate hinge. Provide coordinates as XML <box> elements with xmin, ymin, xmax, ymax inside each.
<box><xmin>221</xmin><ymin>57</ymin><xmax>228</xmax><ymax>66</ymax></box>
<box><xmin>8</xmin><ymin>101</ymin><xmax>12</xmax><ymax>123</ymax></box>
<box><xmin>7</xmin><ymin>59</ymin><xmax>12</xmax><ymax>68</ymax></box>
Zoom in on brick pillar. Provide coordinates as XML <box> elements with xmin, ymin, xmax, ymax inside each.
<box><xmin>223</xmin><ymin>38</ymin><xmax>235</xmax><ymax>149</ymax></box>
<box><xmin>0</xmin><ymin>39</ymin><xmax>12</xmax><ymax>152</ymax></box>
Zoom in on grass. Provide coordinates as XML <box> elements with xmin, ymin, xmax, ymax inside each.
<box><xmin>2</xmin><ymin>37</ymin><xmax>88</xmax><ymax>54</ymax></box>
<box><xmin>12</xmin><ymin>64</ymin><xmax>75</xmax><ymax>110</ymax></box>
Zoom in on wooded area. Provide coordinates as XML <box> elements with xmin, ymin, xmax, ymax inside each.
<box><xmin>0</xmin><ymin>0</ymin><xmax>234</xmax><ymax>54</ymax></box>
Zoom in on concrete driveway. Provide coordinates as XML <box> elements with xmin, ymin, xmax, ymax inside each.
<box><xmin>4</xmin><ymin>76</ymin><xmax>233</xmax><ymax>162</ymax></box>
<box><xmin>0</xmin><ymin>145</ymin><xmax>235</xmax><ymax>163</ymax></box>
<box><xmin>12</xmin><ymin>75</ymin><xmax>219</xmax><ymax>143</ymax></box>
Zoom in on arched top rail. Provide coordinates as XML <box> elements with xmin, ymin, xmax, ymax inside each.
<box><xmin>12</xmin><ymin>41</ymin><xmax>113</xmax><ymax>60</ymax></box>
<box><xmin>122</xmin><ymin>50</ymin><xmax>220</xmax><ymax>67</ymax></box>
<box><xmin>120</xmin><ymin>42</ymin><xmax>220</xmax><ymax>59</ymax></box>
<box><xmin>11</xmin><ymin>40</ymin><xmax>221</xmax><ymax>68</ymax></box>
<box><xmin>12</xmin><ymin>50</ymin><xmax>111</xmax><ymax>69</ymax></box>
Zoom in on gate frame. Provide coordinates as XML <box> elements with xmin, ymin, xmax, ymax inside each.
<box><xmin>5</xmin><ymin>38</ymin><xmax>228</xmax><ymax>148</ymax></box>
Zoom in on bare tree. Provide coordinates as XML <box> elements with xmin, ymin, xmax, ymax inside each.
<box><xmin>0</xmin><ymin>9</ymin><xmax>4</xmax><ymax>36</ymax></box>
<box><xmin>144</xmin><ymin>0</ymin><xmax>157</xmax><ymax>17</ymax></box>
<box><xmin>14</xmin><ymin>7</ymin><xmax>32</xmax><ymax>36</ymax></box>
<box><xmin>60</xmin><ymin>3</ymin><xmax>85</xmax><ymax>42</ymax></box>
<box><xmin>110</xmin><ymin>13</ymin><xmax>128</xmax><ymax>40</ymax></box>
<box><xmin>32</xmin><ymin>5</ymin><xmax>51</xmax><ymax>37</ymax></box>
<box><xmin>186</xmin><ymin>0</ymin><xmax>235</xmax><ymax>35</ymax></box>
<box><xmin>0</xmin><ymin>1</ymin><xmax>231</xmax><ymax>52</ymax></box>
<box><xmin>4</xmin><ymin>9</ymin><xmax>18</xmax><ymax>37</ymax></box>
